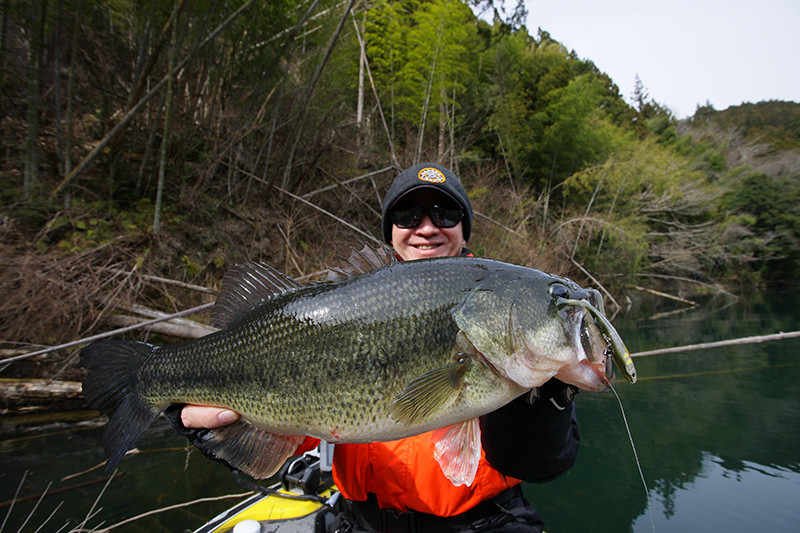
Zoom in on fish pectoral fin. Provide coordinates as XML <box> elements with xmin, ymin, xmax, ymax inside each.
<box><xmin>193</xmin><ymin>420</ymin><xmax>305</xmax><ymax>479</ymax></box>
<box><xmin>432</xmin><ymin>418</ymin><xmax>481</xmax><ymax>487</ymax></box>
<box><xmin>388</xmin><ymin>359</ymin><xmax>470</xmax><ymax>425</ymax></box>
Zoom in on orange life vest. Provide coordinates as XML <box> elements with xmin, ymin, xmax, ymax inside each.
<box><xmin>331</xmin><ymin>431</ymin><xmax>521</xmax><ymax>517</ymax></box>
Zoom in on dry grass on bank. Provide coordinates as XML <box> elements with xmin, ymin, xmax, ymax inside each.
<box><xmin>0</xmin><ymin>163</ymin><xmax>580</xmax><ymax>382</ymax></box>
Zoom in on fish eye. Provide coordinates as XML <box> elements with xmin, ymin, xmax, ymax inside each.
<box><xmin>549</xmin><ymin>282</ymin><xmax>570</xmax><ymax>300</ymax></box>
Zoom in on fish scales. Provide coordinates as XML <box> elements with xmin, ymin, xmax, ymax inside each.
<box><xmin>81</xmin><ymin>256</ymin><xmax>635</xmax><ymax>485</ymax></box>
<box><xmin>135</xmin><ymin>260</ymin><xmax>504</xmax><ymax>440</ymax></box>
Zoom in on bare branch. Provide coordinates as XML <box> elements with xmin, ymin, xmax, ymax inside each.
<box><xmin>632</xmin><ymin>331</ymin><xmax>800</xmax><ymax>358</ymax></box>
<box><xmin>2</xmin><ymin>303</ymin><xmax>214</xmax><ymax>364</ymax></box>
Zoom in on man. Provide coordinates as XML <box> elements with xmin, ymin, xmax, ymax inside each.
<box><xmin>174</xmin><ymin>163</ymin><xmax>580</xmax><ymax>532</ymax></box>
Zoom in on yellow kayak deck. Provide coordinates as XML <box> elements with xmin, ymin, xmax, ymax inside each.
<box><xmin>195</xmin><ymin>486</ymin><xmax>338</xmax><ymax>533</ymax></box>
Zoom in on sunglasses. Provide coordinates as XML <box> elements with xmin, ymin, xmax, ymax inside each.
<box><xmin>390</xmin><ymin>204</ymin><xmax>463</xmax><ymax>229</ymax></box>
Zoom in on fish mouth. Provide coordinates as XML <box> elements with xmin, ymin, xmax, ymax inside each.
<box><xmin>556</xmin><ymin>295</ymin><xmax>637</xmax><ymax>387</ymax></box>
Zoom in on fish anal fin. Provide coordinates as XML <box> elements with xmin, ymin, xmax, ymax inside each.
<box><xmin>195</xmin><ymin>421</ymin><xmax>305</xmax><ymax>479</ymax></box>
<box><xmin>388</xmin><ymin>359</ymin><xmax>470</xmax><ymax>425</ymax></box>
<box><xmin>432</xmin><ymin>418</ymin><xmax>481</xmax><ymax>487</ymax></box>
<box><xmin>212</xmin><ymin>262</ymin><xmax>302</xmax><ymax>328</ymax></box>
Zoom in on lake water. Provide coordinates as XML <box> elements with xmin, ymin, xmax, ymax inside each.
<box><xmin>524</xmin><ymin>290</ymin><xmax>800</xmax><ymax>532</ymax></box>
<box><xmin>2</xmin><ymin>291</ymin><xmax>799</xmax><ymax>532</ymax></box>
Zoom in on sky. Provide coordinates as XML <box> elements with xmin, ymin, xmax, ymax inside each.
<box><xmin>523</xmin><ymin>0</ymin><xmax>800</xmax><ymax>118</ymax></box>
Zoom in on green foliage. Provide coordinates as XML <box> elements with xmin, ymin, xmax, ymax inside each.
<box><xmin>365</xmin><ymin>0</ymin><xmax>479</xmax><ymax>147</ymax></box>
<box><xmin>578</xmin><ymin>215</ymin><xmax>650</xmax><ymax>278</ymax></box>
<box><xmin>27</xmin><ymin>198</ymin><xmax>156</xmax><ymax>253</ymax></box>
<box><xmin>5</xmin><ymin>0</ymin><xmax>799</xmax><ymax>293</ymax></box>
<box><xmin>699</xmin><ymin>101</ymin><xmax>800</xmax><ymax>151</ymax></box>
<box><xmin>181</xmin><ymin>254</ymin><xmax>203</xmax><ymax>279</ymax></box>
<box><xmin>559</xmin><ymin>139</ymin><xmax>727</xmax><ymax>280</ymax></box>
<box><xmin>722</xmin><ymin>171</ymin><xmax>800</xmax><ymax>281</ymax></box>
<box><xmin>527</xmin><ymin>75</ymin><xmax>623</xmax><ymax>183</ymax></box>
<box><xmin>484</xmin><ymin>30</ymin><xmax>630</xmax><ymax>189</ymax></box>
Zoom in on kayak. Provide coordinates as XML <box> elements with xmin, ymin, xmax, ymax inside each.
<box><xmin>194</xmin><ymin>450</ymin><xmax>338</xmax><ymax>533</ymax></box>
<box><xmin>194</xmin><ymin>487</ymin><xmax>337</xmax><ymax>533</ymax></box>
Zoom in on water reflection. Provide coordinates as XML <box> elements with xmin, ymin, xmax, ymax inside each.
<box><xmin>632</xmin><ymin>454</ymin><xmax>800</xmax><ymax>532</ymax></box>
<box><xmin>2</xmin><ymin>292</ymin><xmax>799</xmax><ymax>531</ymax></box>
<box><xmin>525</xmin><ymin>290</ymin><xmax>800</xmax><ymax>532</ymax></box>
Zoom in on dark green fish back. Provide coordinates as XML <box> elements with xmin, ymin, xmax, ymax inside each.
<box><xmin>135</xmin><ymin>259</ymin><xmax>491</xmax><ymax>433</ymax></box>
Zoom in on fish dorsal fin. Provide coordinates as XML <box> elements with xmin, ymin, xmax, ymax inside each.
<box><xmin>432</xmin><ymin>418</ymin><xmax>481</xmax><ymax>487</ymax></box>
<box><xmin>326</xmin><ymin>243</ymin><xmax>396</xmax><ymax>281</ymax></box>
<box><xmin>212</xmin><ymin>262</ymin><xmax>302</xmax><ymax>328</ymax></box>
<box><xmin>388</xmin><ymin>358</ymin><xmax>470</xmax><ymax>424</ymax></box>
<box><xmin>192</xmin><ymin>419</ymin><xmax>306</xmax><ymax>479</ymax></box>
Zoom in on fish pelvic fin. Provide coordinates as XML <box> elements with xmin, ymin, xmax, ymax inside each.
<box><xmin>432</xmin><ymin>418</ymin><xmax>481</xmax><ymax>487</ymax></box>
<box><xmin>80</xmin><ymin>340</ymin><xmax>160</xmax><ymax>471</ymax></box>
<box><xmin>193</xmin><ymin>422</ymin><xmax>306</xmax><ymax>479</ymax></box>
<box><xmin>388</xmin><ymin>359</ymin><xmax>470</xmax><ymax>425</ymax></box>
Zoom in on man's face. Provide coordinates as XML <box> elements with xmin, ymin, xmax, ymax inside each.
<box><xmin>389</xmin><ymin>189</ymin><xmax>466</xmax><ymax>261</ymax></box>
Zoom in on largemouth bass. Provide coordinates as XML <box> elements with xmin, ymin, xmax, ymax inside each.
<box><xmin>81</xmin><ymin>256</ymin><xmax>635</xmax><ymax>486</ymax></box>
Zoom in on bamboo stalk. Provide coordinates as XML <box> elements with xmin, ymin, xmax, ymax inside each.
<box><xmin>350</xmin><ymin>14</ymin><xmax>399</xmax><ymax>168</ymax></box>
<box><xmin>271</xmin><ymin>183</ymin><xmax>382</xmax><ymax>245</ymax></box>
<box><xmin>49</xmin><ymin>0</ymin><xmax>257</xmax><ymax>199</ymax></box>
<box><xmin>474</xmin><ymin>211</ymin><xmax>523</xmax><ymax>237</ymax></box>
<box><xmin>633</xmin><ymin>273</ymin><xmax>735</xmax><ymax>298</ymax></box>
<box><xmin>153</xmin><ymin>0</ymin><xmax>179</xmax><ymax>236</ymax></box>
<box><xmin>277</xmin><ymin>224</ymin><xmax>305</xmax><ymax>277</ymax></box>
<box><xmin>301</xmin><ymin>166</ymin><xmax>394</xmax><ymax>199</ymax></box>
<box><xmin>223</xmin><ymin>162</ymin><xmax>382</xmax><ymax>245</ymax></box>
<box><xmin>566</xmin><ymin>255</ymin><xmax>620</xmax><ymax>312</ymax></box>
<box><xmin>415</xmin><ymin>24</ymin><xmax>442</xmax><ymax>164</ymax></box>
<box><xmin>281</xmin><ymin>0</ymin><xmax>358</xmax><ymax>189</ymax></box>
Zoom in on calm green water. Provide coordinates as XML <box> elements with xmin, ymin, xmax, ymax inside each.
<box><xmin>2</xmin><ymin>291</ymin><xmax>799</xmax><ymax>532</ymax></box>
<box><xmin>525</xmin><ymin>290</ymin><xmax>800</xmax><ymax>532</ymax></box>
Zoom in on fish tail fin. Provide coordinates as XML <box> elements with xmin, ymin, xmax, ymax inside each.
<box><xmin>80</xmin><ymin>340</ymin><xmax>160</xmax><ymax>471</ymax></box>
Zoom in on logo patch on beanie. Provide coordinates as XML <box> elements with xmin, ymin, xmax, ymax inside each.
<box><xmin>417</xmin><ymin>167</ymin><xmax>446</xmax><ymax>183</ymax></box>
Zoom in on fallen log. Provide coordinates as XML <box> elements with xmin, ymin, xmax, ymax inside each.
<box><xmin>0</xmin><ymin>378</ymin><xmax>86</xmax><ymax>416</ymax></box>
<box><xmin>0</xmin><ymin>378</ymin><xmax>82</xmax><ymax>402</ymax></box>
<box><xmin>105</xmin><ymin>314</ymin><xmax>217</xmax><ymax>339</ymax></box>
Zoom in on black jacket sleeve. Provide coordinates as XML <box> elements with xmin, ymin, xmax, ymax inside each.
<box><xmin>480</xmin><ymin>379</ymin><xmax>580</xmax><ymax>483</ymax></box>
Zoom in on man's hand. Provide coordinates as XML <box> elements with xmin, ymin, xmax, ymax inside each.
<box><xmin>181</xmin><ymin>405</ymin><xmax>240</xmax><ymax>428</ymax></box>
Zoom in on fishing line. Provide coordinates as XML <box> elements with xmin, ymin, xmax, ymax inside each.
<box><xmin>610</xmin><ymin>383</ymin><xmax>655</xmax><ymax>533</ymax></box>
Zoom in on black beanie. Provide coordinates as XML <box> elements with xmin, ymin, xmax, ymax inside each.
<box><xmin>381</xmin><ymin>163</ymin><xmax>473</xmax><ymax>244</ymax></box>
